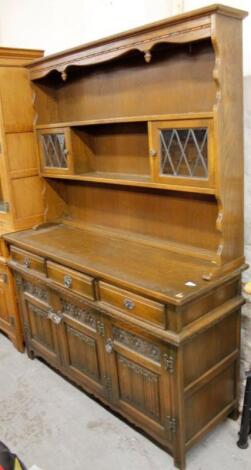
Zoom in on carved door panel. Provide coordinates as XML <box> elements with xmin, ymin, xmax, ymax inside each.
<box><xmin>57</xmin><ymin>295</ymin><xmax>108</xmax><ymax>398</ymax></box>
<box><xmin>20</xmin><ymin>276</ymin><xmax>62</xmax><ymax>366</ymax></box>
<box><xmin>104</xmin><ymin>318</ymin><xmax>175</xmax><ymax>445</ymax></box>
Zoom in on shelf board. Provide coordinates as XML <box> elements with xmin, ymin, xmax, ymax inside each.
<box><xmin>4</xmin><ymin>223</ymin><xmax>221</xmax><ymax>304</ymax></box>
<box><xmin>40</xmin><ymin>171</ymin><xmax>216</xmax><ymax>195</ymax></box>
<box><xmin>35</xmin><ymin>111</ymin><xmax>214</xmax><ymax>130</ymax></box>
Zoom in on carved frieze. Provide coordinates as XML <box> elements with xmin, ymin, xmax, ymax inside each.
<box><xmin>23</xmin><ymin>280</ymin><xmax>49</xmax><ymax>302</ymax></box>
<box><xmin>61</xmin><ymin>298</ymin><xmax>97</xmax><ymax>331</ymax></box>
<box><xmin>112</xmin><ymin>326</ymin><xmax>161</xmax><ymax>364</ymax></box>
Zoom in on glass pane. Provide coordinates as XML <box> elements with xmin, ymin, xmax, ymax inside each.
<box><xmin>160</xmin><ymin>128</ymin><xmax>208</xmax><ymax>179</ymax></box>
<box><xmin>41</xmin><ymin>133</ymin><xmax>67</xmax><ymax>168</ymax></box>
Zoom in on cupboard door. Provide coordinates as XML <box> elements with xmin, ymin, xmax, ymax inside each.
<box><xmin>37</xmin><ymin>127</ymin><xmax>73</xmax><ymax>175</ymax></box>
<box><xmin>21</xmin><ymin>281</ymin><xmax>61</xmax><ymax>366</ymax></box>
<box><xmin>104</xmin><ymin>319</ymin><xmax>175</xmax><ymax>445</ymax></box>
<box><xmin>0</xmin><ymin>268</ymin><xmax>10</xmax><ymax>329</ymax></box>
<box><xmin>149</xmin><ymin>119</ymin><xmax>214</xmax><ymax>190</ymax></box>
<box><xmin>58</xmin><ymin>296</ymin><xmax>107</xmax><ymax>398</ymax></box>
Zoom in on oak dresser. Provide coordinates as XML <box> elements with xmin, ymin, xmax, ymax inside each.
<box><xmin>4</xmin><ymin>5</ymin><xmax>248</xmax><ymax>468</ymax></box>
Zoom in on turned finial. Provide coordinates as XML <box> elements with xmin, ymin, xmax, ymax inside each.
<box><xmin>144</xmin><ymin>51</ymin><xmax>152</xmax><ymax>63</ymax></box>
<box><xmin>61</xmin><ymin>71</ymin><xmax>67</xmax><ymax>81</ymax></box>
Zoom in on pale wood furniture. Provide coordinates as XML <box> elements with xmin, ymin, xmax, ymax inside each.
<box><xmin>4</xmin><ymin>5</ymin><xmax>247</xmax><ymax>468</ymax></box>
<box><xmin>0</xmin><ymin>47</ymin><xmax>44</xmax><ymax>351</ymax></box>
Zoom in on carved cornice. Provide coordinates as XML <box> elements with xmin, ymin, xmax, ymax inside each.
<box><xmin>26</xmin><ymin>5</ymin><xmax>247</xmax><ymax>81</ymax></box>
<box><xmin>0</xmin><ymin>47</ymin><xmax>44</xmax><ymax>67</ymax></box>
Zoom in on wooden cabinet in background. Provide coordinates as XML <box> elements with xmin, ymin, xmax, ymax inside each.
<box><xmin>4</xmin><ymin>5</ymin><xmax>248</xmax><ymax>469</ymax></box>
<box><xmin>0</xmin><ymin>47</ymin><xmax>44</xmax><ymax>351</ymax></box>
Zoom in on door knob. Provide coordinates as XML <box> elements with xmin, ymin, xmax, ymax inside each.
<box><xmin>150</xmin><ymin>149</ymin><xmax>157</xmax><ymax>157</ymax></box>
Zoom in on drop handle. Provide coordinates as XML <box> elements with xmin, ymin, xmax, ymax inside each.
<box><xmin>23</xmin><ymin>256</ymin><xmax>30</xmax><ymax>268</ymax></box>
<box><xmin>48</xmin><ymin>309</ymin><xmax>63</xmax><ymax>325</ymax></box>
<box><xmin>123</xmin><ymin>298</ymin><xmax>135</xmax><ymax>310</ymax></box>
<box><xmin>64</xmin><ymin>275</ymin><xmax>72</xmax><ymax>288</ymax></box>
<box><xmin>105</xmin><ymin>338</ymin><xmax>113</xmax><ymax>354</ymax></box>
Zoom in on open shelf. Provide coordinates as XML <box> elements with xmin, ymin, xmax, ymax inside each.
<box><xmin>35</xmin><ymin>112</ymin><xmax>214</xmax><ymax>130</ymax></box>
<box><xmin>37</xmin><ymin>116</ymin><xmax>216</xmax><ymax>195</ymax></box>
<box><xmin>41</xmin><ymin>171</ymin><xmax>216</xmax><ymax>195</ymax></box>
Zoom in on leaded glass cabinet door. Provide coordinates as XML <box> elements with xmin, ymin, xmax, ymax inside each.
<box><xmin>149</xmin><ymin>119</ymin><xmax>214</xmax><ymax>190</ymax></box>
<box><xmin>37</xmin><ymin>127</ymin><xmax>73</xmax><ymax>175</ymax></box>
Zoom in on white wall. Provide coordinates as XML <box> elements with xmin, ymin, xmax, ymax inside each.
<box><xmin>184</xmin><ymin>0</ymin><xmax>251</xmax><ymax>76</ymax></box>
<box><xmin>0</xmin><ymin>1</ymin><xmax>250</xmax><ymax>75</ymax></box>
<box><xmin>0</xmin><ymin>0</ymin><xmax>177</xmax><ymax>55</ymax></box>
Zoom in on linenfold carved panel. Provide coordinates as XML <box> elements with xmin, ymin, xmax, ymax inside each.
<box><xmin>117</xmin><ymin>355</ymin><xmax>161</xmax><ymax>420</ymax></box>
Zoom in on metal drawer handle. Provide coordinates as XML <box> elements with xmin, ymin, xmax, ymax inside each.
<box><xmin>23</xmin><ymin>256</ymin><xmax>30</xmax><ymax>268</ymax></box>
<box><xmin>105</xmin><ymin>338</ymin><xmax>113</xmax><ymax>354</ymax></box>
<box><xmin>123</xmin><ymin>298</ymin><xmax>135</xmax><ymax>310</ymax></box>
<box><xmin>64</xmin><ymin>275</ymin><xmax>72</xmax><ymax>288</ymax></box>
<box><xmin>48</xmin><ymin>309</ymin><xmax>63</xmax><ymax>325</ymax></box>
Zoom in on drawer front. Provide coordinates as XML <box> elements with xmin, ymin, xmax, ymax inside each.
<box><xmin>10</xmin><ymin>246</ymin><xmax>46</xmax><ymax>275</ymax></box>
<box><xmin>47</xmin><ymin>261</ymin><xmax>95</xmax><ymax>300</ymax></box>
<box><xmin>99</xmin><ymin>282</ymin><xmax>166</xmax><ymax>328</ymax></box>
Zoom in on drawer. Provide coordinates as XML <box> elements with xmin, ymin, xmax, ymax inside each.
<box><xmin>99</xmin><ymin>282</ymin><xmax>166</xmax><ymax>328</ymax></box>
<box><xmin>47</xmin><ymin>261</ymin><xmax>95</xmax><ymax>300</ymax></box>
<box><xmin>10</xmin><ymin>246</ymin><xmax>46</xmax><ymax>275</ymax></box>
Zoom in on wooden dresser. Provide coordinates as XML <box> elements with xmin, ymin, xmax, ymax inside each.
<box><xmin>4</xmin><ymin>5</ymin><xmax>247</xmax><ymax>468</ymax></box>
<box><xmin>0</xmin><ymin>47</ymin><xmax>44</xmax><ymax>351</ymax></box>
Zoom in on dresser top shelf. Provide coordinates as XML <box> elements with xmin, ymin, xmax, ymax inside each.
<box><xmin>4</xmin><ymin>223</ymin><xmax>244</xmax><ymax>305</ymax></box>
<box><xmin>26</xmin><ymin>4</ymin><xmax>247</xmax><ymax>81</ymax></box>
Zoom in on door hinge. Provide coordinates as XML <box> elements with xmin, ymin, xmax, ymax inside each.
<box><xmin>0</xmin><ymin>273</ymin><xmax>8</xmax><ymax>284</ymax></box>
<box><xmin>163</xmin><ymin>353</ymin><xmax>175</xmax><ymax>373</ymax></box>
<box><xmin>97</xmin><ymin>320</ymin><xmax>105</xmax><ymax>336</ymax></box>
<box><xmin>0</xmin><ymin>201</ymin><xmax>10</xmax><ymax>212</ymax></box>
<box><xmin>9</xmin><ymin>315</ymin><xmax>16</xmax><ymax>327</ymax></box>
<box><xmin>104</xmin><ymin>375</ymin><xmax>112</xmax><ymax>400</ymax></box>
<box><xmin>166</xmin><ymin>416</ymin><xmax>177</xmax><ymax>433</ymax></box>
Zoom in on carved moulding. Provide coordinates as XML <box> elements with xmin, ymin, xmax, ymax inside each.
<box><xmin>61</xmin><ymin>298</ymin><xmax>97</xmax><ymax>331</ymax></box>
<box><xmin>112</xmin><ymin>326</ymin><xmax>161</xmax><ymax>364</ymax></box>
<box><xmin>28</xmin><ymin>16</ymin><xmax>211</xmax><ymax>80</ymax></box>
<box><xmin>23</xmin><ymin>280</ymin><xmax>49</xmax><ymax>303</ymax></box>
